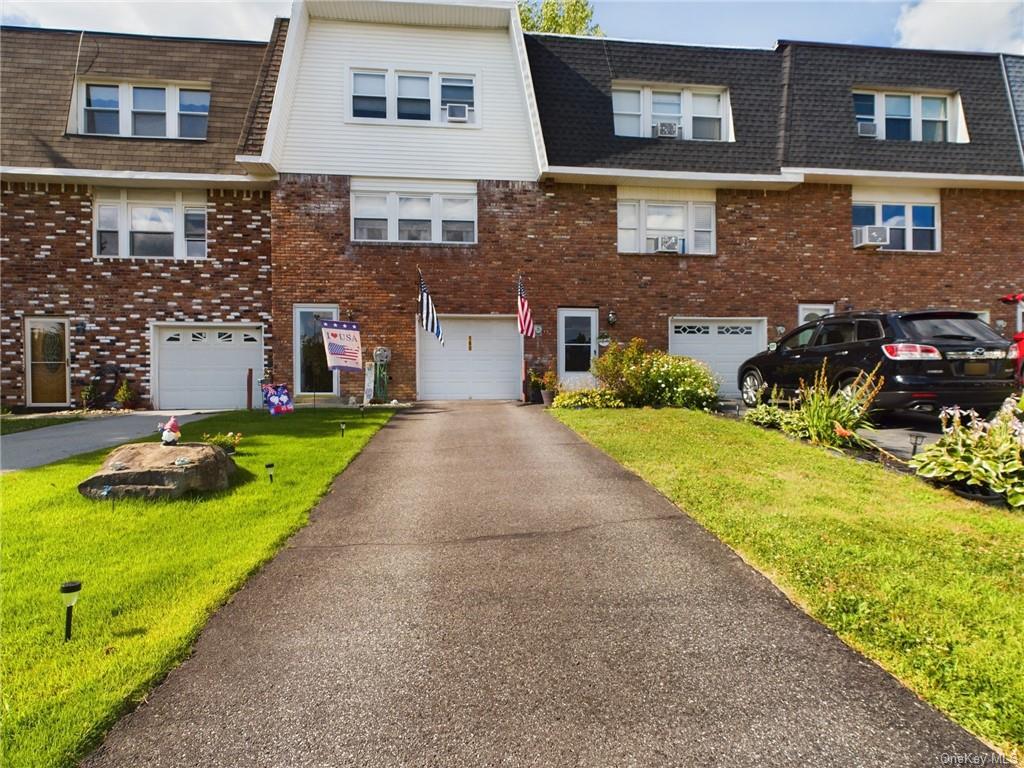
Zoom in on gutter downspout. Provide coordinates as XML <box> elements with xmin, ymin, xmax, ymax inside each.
<box><xmin>1000</xmin><ymin>53</ymin><xmax>1024</xmax><ymax>174</ymax></box>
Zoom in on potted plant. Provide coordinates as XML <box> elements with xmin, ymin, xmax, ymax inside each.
<box><xmin>534</xmin><ymin>369</ymin><xmax>559</xmax><ymax>407</ymax></box>
<box><xmin>202</xmin><ymin>431</ymin><xmax>244</xmax><ymax>454</ymax></box>
<box><xmin>597</xmin><ymin>331</ymin><xmax>611</xmax><ymax>348</ymax></box>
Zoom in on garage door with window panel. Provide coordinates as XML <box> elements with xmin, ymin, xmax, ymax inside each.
<box><xmin>417</xmin><ymin>316</ymin><xmax>521</xmax><ymax>400</ymax></box>
<box><xmin>155</xmin><ymin>324</ymin><xmax>263</xmax><ymax>409</ymax></box>
<box><xmin>669</xmin><ymin>318</ymin><xmax>767</xmax><ymax>398</ymax></box>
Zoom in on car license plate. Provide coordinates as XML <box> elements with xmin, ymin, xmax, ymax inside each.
<box><xmin>963</xmin><ymin>361</ymin><xmax>989</xmax><ymax>376</ymax></box>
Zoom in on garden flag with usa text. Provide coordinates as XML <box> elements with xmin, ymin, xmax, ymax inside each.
<box><xmin>321</xmin><ymin>320</ymin><xmax>363</xmax><ymax>372</ymax></box>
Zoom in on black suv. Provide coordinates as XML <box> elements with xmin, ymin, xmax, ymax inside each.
<box><xmin>738</xmin><ymin>310</ymin><xmax>1019</xmax><ymax>414</ymax></box>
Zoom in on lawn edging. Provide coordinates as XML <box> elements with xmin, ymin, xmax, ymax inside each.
<box><xmin>553</xmin><ymin>407</ymin><xmax>1024</xmax><ymax>762</ymax></box>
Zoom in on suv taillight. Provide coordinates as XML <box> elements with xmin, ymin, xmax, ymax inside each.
<box><xmin>1009</xmin><ymin>345</ymin><xmax>1020</xmax><ymax>361</ymax></box>
<box><xmin>882</xmin><ymin>343</ymin><xmax>942</xmax><ymax>360</ymax></box>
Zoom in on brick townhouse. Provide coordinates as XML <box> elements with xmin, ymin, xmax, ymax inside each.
<box><xmin>2</xmin><ymin>0</ymin><xmax>1022</xmax><ymax>409</ymax></box>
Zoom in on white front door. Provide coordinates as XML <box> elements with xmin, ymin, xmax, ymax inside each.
<box><xmin>669</xmin><ymin>317</ymin><xmax>768</xmax><ymax>398</ymax></box>
<box><xmin>155</xmin><ymin>324</ymin><xmax>264</xmax><ymax>409</ymax></box>
<box><xmin>25</xmin><ymin>317</ymin><xmax>70</xmax><ymax>406</ymax></box>
<box><xmin>417</xmin><ymin>315</ymin><xmax>522</xmax><ymax>400</ymax></box>
<box><xmin>557</xmin><ymin>308</ymin><xmax>598</xmax><ymax>390</ymax></box>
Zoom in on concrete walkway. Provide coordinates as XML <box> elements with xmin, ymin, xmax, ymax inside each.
<box><xmin>85</xmin><ymin>402</ymin><xmax>992</xmax><ymax>767</ymax></box>
<box><xmin>0</xmin><ymin>411</ymin><xmax>212</xmax><ymax>471</ymax></box>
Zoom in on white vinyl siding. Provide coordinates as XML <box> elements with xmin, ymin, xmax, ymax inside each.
<box><xmin>93</xmin><ymin>189</ymin><xmax>207</xmax><ymax>260</ymax></box>
<box><xmin>280</xmin><ymin>20</ymin><xmax>539</xmax><ymax>180</ymax></box>
<box><xmin>617</xmin><ymin>200</ymin><xmax>716</xmax><ymax>255</ymax></box>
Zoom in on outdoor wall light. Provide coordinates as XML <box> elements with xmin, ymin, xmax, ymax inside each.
<box><xmin>265</xmin><ymin>463</ymin><xmax>275</xmax><ymax>483</ymax></box>
<box><xmin>60</xmin><ymin>581</ymin><xmax>82</xmax><ymax>642</ymax></box>
<box><xmin>909</xmin><ymin>433</ymin><xmax>927</xmax><ymax>457</ymax></box>
<box><xmin>776</xmin><ymin>325</ymin><xmax>786</xmax><ymax>336</ymax></box>
<box><xmin>996</xmin><ymin>319</ymin><xmax>1008</xmax><ymax>331</ymax></box>
<box><xmin>607</xmin><ymin>310</ymin><xmax>617</xmax><ymax>326</ymax></box>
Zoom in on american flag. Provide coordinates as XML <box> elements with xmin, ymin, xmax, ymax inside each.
<box><xmin>327</xmin><ymin>341</ymin><xmax>360</xmax><ymax>361</ymax></box>
<box><xmin>418</xmin><ymin>269</ymin><xmax>444</xmax><ymax>346</ymax></box>
<box><xmin>517</xmin><ymin>275</ymin><xmax>535</xmax><ymax>337</ymax></box>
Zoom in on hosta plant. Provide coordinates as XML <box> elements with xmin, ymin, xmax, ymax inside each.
<box><xmin>911</xmin><ymin>397</ymin><xmax>1024</xmax><ymax>508</ymax></box>
<box><xmin>743</xmin><ymin>385</ymin><xmax>787</xmax><ymax>429</ymax></box>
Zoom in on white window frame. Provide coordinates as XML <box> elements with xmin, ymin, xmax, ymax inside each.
<box><xmin>77</xmin><ymin>81</ymin><xmax>209</xmax><ymax>140</ymax></box>
<box><xmin>851</xmin><ymin>201</ymin><xmax>941</xmax><ymax>253</ymax></box>
<box><xmin>611</xmin><ymin>84</ymin><xmax>732</xmax><ymax>141</ymax></box>
<box><xmin>346</xmin><ymin>68</ymin><xmax>479</xmax><ymax>128</ymax></box>
<box><xmin>351</xmin><ymin>190</ymin><xmax>477</xmax><ymax>245</ymax></box>
<box><xmin>851</xmin><ymin>90</ymin><xmax>965</xmax><ymax>143</ymax></box>
<box><xmin>617</xmin><ymin>199</ymin><xmax>716</xmax><ymax>255</ymax></box>
<box><xmin>292</xmin><ymin>304</ymin><xmax>339</xmax><ymax>397</ymax></box>
<box><xmin>92</xmin><ymin>190</ymin><xmax>208</xmax><ymax>260</ymax></box>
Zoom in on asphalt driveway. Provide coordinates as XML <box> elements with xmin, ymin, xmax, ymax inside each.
<box><xmin>85</xmin><ymin>402</ymin><xmax>992</xmax><ymax>767</ymax></box>
<box><xmin>0</xmin><ymin>411</ymin><xmax>210</xmax><ymax>471</ymax></box>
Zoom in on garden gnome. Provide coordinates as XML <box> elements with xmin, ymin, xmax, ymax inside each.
<box><xmin>158</xmin><ymin>416</ymin><xmax>182</xmax><ymax>446</ymax></box>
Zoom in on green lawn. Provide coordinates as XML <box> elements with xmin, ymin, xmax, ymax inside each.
<box><xmin>554</xmin><ymin>408</ymin><xmax>1024</xmax><ymax>761</ymax></box>
<box><xmin>0</xmin><ymin>414</ymin><xmax>85</xmax><ymax>435</ymax></box>
<box><xmin>0</xmin><ymin>407</ymin><xmax>393</xmax><ymax>768</ymax></box>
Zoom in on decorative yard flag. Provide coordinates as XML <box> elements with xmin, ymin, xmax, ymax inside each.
<box><xmin>321</xmin><ymin>320</ymin><xmax>363</xmax><ymax>373</ymax></box>
<box><xmin>517</xmin><ymin>275</ymin><xmax>535</xmax><ymax>338</ymax></box>
<box><xmin>418</xmin><ymin>269</ymin><xmax>444</xmax><ymax>346</ymax></box>
<box><xmin>262</xmin><ymin>383</ymin><xmax>294</xmax><ymax>415</ymax></box>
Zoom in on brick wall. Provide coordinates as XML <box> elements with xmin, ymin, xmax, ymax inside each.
<box><xmin>0</xmin><ymin>182</ymin><xmax>273</xmax><ymax>409</ymax></box>
<box><xmin>271</xmin><ymin>174</ymin><xmax>1022</xmax><ymax>401</ymax></box>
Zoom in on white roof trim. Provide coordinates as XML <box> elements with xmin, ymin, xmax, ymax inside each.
<box><xmin>510</xmin><ymin>8</ymin><xmax>548</xmax><ymax>175</ymax></box>
<box><xmin>1</xmin><ymin>166</ymin><xmax>275</xmax><ymax>188</ymax></box>
<box><xmin>253</xmin><ymin>0</ymin><xmax>309</xmax><ymax>170</ymax></box>
<box><xmin>544</xmin><ymin>165</ymin><xmax>803</xmax><ymax>189</ymax></box>
<box><xmin>783</xmin><ymin>166</ymin><xmax>1024</xmax><ymax>188</ymax></box>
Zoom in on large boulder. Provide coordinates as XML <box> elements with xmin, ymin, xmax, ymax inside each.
<box><xmin>78</xmin><ymin>443</ymin><xmax>236</xmax><ymax>500</ymax></box>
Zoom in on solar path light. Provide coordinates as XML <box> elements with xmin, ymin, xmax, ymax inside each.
<box><xmin>60</xmin><ymin>581</ymin><xmax>82</xmax><ymax>642</ymax></box>
<box><xmin>265</xmin><ymin>463</ymin><xmax>275</xmax><ymax>483</ymax></box>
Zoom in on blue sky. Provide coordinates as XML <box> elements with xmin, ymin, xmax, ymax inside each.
<box><xmin>2</xmin><ymin>1</ymin><xmax>1022</xmax><ymax>54</ymax></box>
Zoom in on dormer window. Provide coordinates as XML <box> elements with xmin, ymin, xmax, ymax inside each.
<box><xmin>851</xmin><ymin>91</ymin><xmax>965</xmax><ymax>142</ymax></box>
<box><xmin>612</xmin><ymin>85</ymin><xmax>732</xmax><ymax>141</ymax></box>
<box><xmin>348</xmin><ymin>69</ymin><xmax>477</xmax><ymax>126</ymax></box>
<box><xmin>77</xmin><ymin>82</ymin><xmax>210</xmax><ymax>140</ymax></box>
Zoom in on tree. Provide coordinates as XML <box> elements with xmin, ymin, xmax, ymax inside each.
<box><xmin>518</xmin><ymin>0</ymin><xmax>603</xmax><ymax>36</ymax></box>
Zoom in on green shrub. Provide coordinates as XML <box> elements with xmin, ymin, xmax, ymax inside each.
<box><xmin>592</xmin><ymin>337</ymin><xmax>719</xmax><ymax>409</ymax></box>
<box><xmin>114</xmin><ymin>380</ymin><xmax>140</xmax><ymax>409</ymax></box>
<box><xmin>78</xmin><ymin>382</ymin><xmax>102</xmax><ymax>409</ymax></box>
<box><xmin>779</xmin><ymin>362</ymin><xmax>883</xmax><ymax>449</ymax></box>
<box><xmin>911</xmin><ymin>396</ymin><xmax>1024</xmax><ymax>508</ymax></box>
<box><xmin>743</xmin><ymin>385</ymin><xmax>787</xmax><ymax>429</ymax></box>
<box><xmin>202</xmin><ymin>431</ymin><xmax>244</xmax><ymax>451</ymax></box>
<box><xmin>551</xmin><ymin>388</ymin><xmax>625</xmax><ymax>409</ymax></box>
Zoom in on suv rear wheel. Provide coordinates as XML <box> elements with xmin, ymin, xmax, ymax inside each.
<box><xmin>740</xmin><ymin>369</ymin><xmax>763</xmax><ymax>407</ymax></box>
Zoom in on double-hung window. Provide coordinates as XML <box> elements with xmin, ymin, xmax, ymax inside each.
<box><xmin>852</xmin><ymin>91</ymin><xmax>960</xmax><ymax>142</ymax></box>
<box><xmin>612</xmin><ymin>85</ymin><xmax>731</xmax><ymax>140</ymax></box>
<box><xmin>84</xmin><ymin>85</ymin><xmax>119</xmax><ymax>135</ymax></box>
<box><xmin>852</xmin><ymin>202</ymin><xmax>939</xmax><ymax>252</ymax></box>
<box><xmin>617</xmin><ymin>200</ymin><xmax>716</xmax><ymax>255</ymax></box>
<box><xmin>350</xmin><ymin>70</ymin><xmax>477</xmax><ymax>125</ymax></box>
<box><xmin>93</xmin><ymin>190</ymin><xmax>208</xmax><ymax>259</ymax></box>
<box><xmin>352</xmin><ymin>187</ymin><xmax>478</xmax><ymax>245</ymax></box>
<box><xmin>79</xmin><ymin>82</ymin><xmax>209</xmax><ymax>139</ymax></box>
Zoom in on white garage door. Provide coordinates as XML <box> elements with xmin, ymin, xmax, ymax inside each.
<box><xmin>418</xmin><ymin>316</ymin><xmax>522</xmax><ymax>400</ymax></box>
<box><xmin>668</xmin><ymin>317</ymin><xmax>767</xmax><ymax>398</ymax></box>
<box><xmin>156</xmin><ymin>325</ymin><xmax>263</xmax><ymax>409</ymax></box>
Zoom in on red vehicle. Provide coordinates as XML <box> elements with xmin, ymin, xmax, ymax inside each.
<box><xmin>1015</xmin><ymin>332</ymin><xmax>1024</xmax><ymax>387</ymax></box>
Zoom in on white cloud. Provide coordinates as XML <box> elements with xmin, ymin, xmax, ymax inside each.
<box><xmin>896</xmin><ymin>0</ymin><xmax>1024</xmax><ymax>54</ymax></box>
<box><xmin>1</xmin><ymin>0</ymin><xmax>291</xmax><ymax>42</ymax></box>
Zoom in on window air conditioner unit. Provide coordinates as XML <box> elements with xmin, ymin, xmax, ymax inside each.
<box><xmin>852</xmin><ymin>225</ymin><xmax>889</xmax><ymax>248</ymax></box>
<box><xmin>445</xmin><ymin>103</ymin><xmax>469</xmax><ymax>123</ymax></box>
<box><xmin>655</xmin><ymin>121</ymin><xmax>680</xmax><ymax>138</ymax></box>
<box><xmin>857</xmin><ymin>121</ymin><xmax>878</xmax><ymax>138</ymax></box>
<box><xmin>656</xmin><ymin>235</ymin><xmax>682</xmax><ymax>253</ymax></box>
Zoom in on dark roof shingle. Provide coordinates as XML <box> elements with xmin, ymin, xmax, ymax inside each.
<box><xmin>238</xmin><ymin>18</ymin><xmax>289</xmax><ymax>157</ymax></box>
